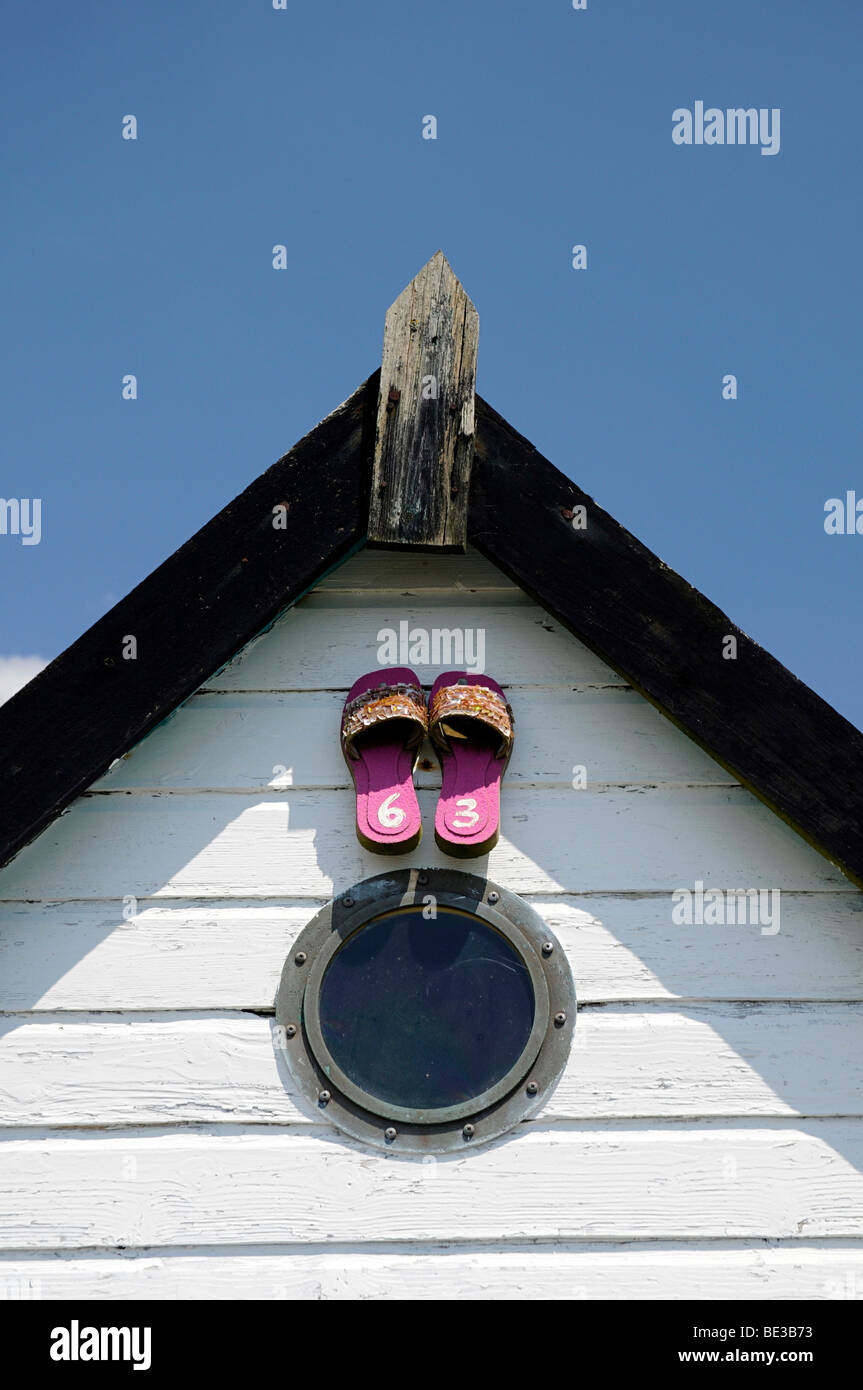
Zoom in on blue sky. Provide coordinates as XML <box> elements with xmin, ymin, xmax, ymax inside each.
<box><xmin>2</xmin><ymin>0</ymin><xmax>862</xmax><ymax>726</ymax></box>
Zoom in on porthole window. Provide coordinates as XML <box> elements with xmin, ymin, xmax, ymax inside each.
<box><xmin>275</xmin><ymin>868</ymin><xmax>575</xmax><ymax>1152</ymax></box>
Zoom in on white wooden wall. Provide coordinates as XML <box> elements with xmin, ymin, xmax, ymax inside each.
<box><xmin>1</xmin><ymin>547</ymin><xmax>862</xmax><ymax>1301</ymax></box>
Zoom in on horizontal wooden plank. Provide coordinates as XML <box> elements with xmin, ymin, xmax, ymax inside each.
<box><xmin>90</xmin><ymin>688</ymin><xmax>736</xmax><ymax>793</ymax></box>
<box><xmin>312</xmin><ymin>546</ymin><xmax>519</xmax><ymax>594</ymax></box>
<box><xmin>1</xmin><ymin>1005</ymin><xmax>861</xmax><ymax>1129</ymax></box>
<box><xmin>0</xmin><ymin>788</ymin><xmax>848</xmax><ymax>902</ymax></box>
<box><xmin>3</xmin><ymin>895</ymin><xmax>861</xmax><ymax>1013</ymax></box>
<box><xmin>203</xmin><ymin>601</ymin><xmax>619</xmax><ymax>691</ymax></box>
<box><xmin>2</xmin><ymin>1123</ymin><xmax>862</xmax><ymax>1248</ymax></box>
<box><xmin>565</xmin><ymin>1004</ymin><xmax>863</xmax><ymax>1119</ymax></box>
<box><xmin>3</xmin><ymin>1242</ymin><xmax>862</xmax><ymax>1300</ymax></box>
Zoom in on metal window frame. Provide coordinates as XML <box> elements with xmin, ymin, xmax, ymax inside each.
<box><xmin>274</xmin><ymin>866</ymin><xmax>576</xmax><ymax>1154</ymax></box>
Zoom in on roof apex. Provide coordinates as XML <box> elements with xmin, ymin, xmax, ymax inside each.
<box><xmin>2</xmin><ymin>275</ymin><xmax>863</xmax><ymax>888</ymax></box>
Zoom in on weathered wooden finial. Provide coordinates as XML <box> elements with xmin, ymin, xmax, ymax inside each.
<box><xmin>368</xmin><ymin>251</ymin><xmax>479</xmax><ymax>551</ymax></box>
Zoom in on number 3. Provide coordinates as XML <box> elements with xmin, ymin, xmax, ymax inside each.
<box><xmin>453</xmin><ymin>797</ymin><xmax>479</xmax><ymax>828</ymax></box>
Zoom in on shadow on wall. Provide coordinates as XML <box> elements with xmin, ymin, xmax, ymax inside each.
<box><xmin>0</xmin><ymin>573</ymin><xmax>861</xmax><ymax>1190</ymax></box>
<box><xmin>0</xmin><ymin>772</ymin><xmax>862</xmax><ymax>1189</ymax></box>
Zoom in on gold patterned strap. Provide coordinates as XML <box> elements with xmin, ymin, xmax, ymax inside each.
<box><xmin>429</xmin><ymin>682</ymin><xmax>514</xmax><ymax>760</ymax></box>
<box><xmin>341</xmin><ymin>682</ymin><xmax>428</xmax><ymax>761</ymax></box>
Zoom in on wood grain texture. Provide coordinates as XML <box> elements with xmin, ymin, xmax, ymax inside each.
<box><xmin>3</xmin><ymin>894</ymin><xmax>862</xmax><ymax>1013</ymax></box>
<box><xmin>470</xmin><ymin>393</ymin><xmax>863</xmax><ymax>885</ymax></box>
<box><xmin>0</xmin><ymin>787</ymin><xmax>849</xmax><ymax>902</ymax></box>
<box><xmin>369</xmin><ymin>252</ymin><xmax>478</xmax><ymax>549</ymax></box>
<box><xmin>313</xmin><ymin>545</ymin><xmax>518</xmax><ymax>594</ymax></box>
<box><xmin>2</xmin><ymin>1123</ymin><xmax>862</xmax><ymax>1248</ymax></box>
<box><xmin>2</xmin><ymin>1243</ymin><xmax>861</xmax><ymax>1300</ymax></box>
<box><xmin>88</xmin><ymin>688</ymin><xmax>737</xmax><ymax>792</ymax></box>
<box><xmin>0</xmin><ymin>376</ymin><xmax>378</xmax><ymax>872</ymax></box>
<box><xmin>2</xmin><ymin>1005</ymin><xmax>861</xmax><ymax>1128</ymax></box>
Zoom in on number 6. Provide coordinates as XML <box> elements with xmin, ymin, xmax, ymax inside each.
<box><xmin>378</xmin><ymin>792</ymin><xmax>406</xmax><ymax>828</ymax></box>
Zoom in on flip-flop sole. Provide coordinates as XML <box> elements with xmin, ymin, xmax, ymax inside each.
<box><xmin>358</xmin><ymin>822</ymin><xmax>422</xmax><ymax>855</ymax></box>
<box><xmin>351</xmin><ymin>740</ymin><xmax>423</xmax><ymax>854</ymax></box>
<box><xmin>343</xmin><ymin>667</ymin><xmax>424</xmax><ymax>854</ymax></box>
<box><xmin>429</xmin><ymin>672</ymin><xmax>510</xmax><ymax>859</ymax></box>
<box><xmin>433</xmin><ymin>826</ymin><xmax>498</xmax><ymax>857</ymax></box>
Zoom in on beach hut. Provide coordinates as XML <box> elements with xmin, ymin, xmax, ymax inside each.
<box><xmin>1</xmin><ymin>253</ymin><xmax>862</xmax><ymax>1300</ymax></box>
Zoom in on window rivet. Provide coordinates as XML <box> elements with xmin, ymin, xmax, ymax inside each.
<box><xmin>318</xmin><ymin>1090</ymin><xmax>331</xmax><ymax>1105</ymax></box>
<box><xmin>526</xmin><ymin>1081</ymin><xmax>539</xmax><ymax>1096</ymax></box>
<box><xmin>462</xmin><ymin>1124</ymin><xmax>475</xmax><ymax>1140</ymax></box>
<box><xmin>285</xmin><ymin>1024</ymin><xmax>297</xmax><ymax>1039</ymax></box>
<box><xmin>417</xmin><ymin>872</ymin><xmax>428</xmax><ymax>885</ymax></box>
<box><xmin>384</xmin><ymin>1127</ymin><xmax>398</xmax><ymax>1143</ymax></box>
<box><xmin>554</xmin><ymin>1011</ymin><xmax>567</xmax><ymax>1027</ymax></box>
<box><xmin>487</xmin><ymin>891</ymin><xmax>499</xmax><ymax>904</ymax></box>
<box><xmin>542</xmin><ymin>941</ymin><xmax>554</xmax><ymax>956</ymax></box>
<box><xmin>294</xmin><ymin>951</ymin><xmax>307</xmax><ymax>966</ymax></box>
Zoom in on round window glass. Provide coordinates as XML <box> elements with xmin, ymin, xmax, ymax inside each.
<box><xmin>316</xmin><ymin>905</ymin><xmax>535</xmax><ymax>1111</ymax></box>
<box><xmin>276</xmin><ymin>868</ymin><xmax>576</xmax><ymax>1153</ymax></box>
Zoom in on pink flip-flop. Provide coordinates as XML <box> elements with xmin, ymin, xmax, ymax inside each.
<box><xmin>340</xmin><ymin>668</ymin><xmax>427</xmax><ymax>854</ymax></box>
<box><xmin>428</xmin><ymin>672</ymin><xmax>514</xmax><ymax>858</ymax></box>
